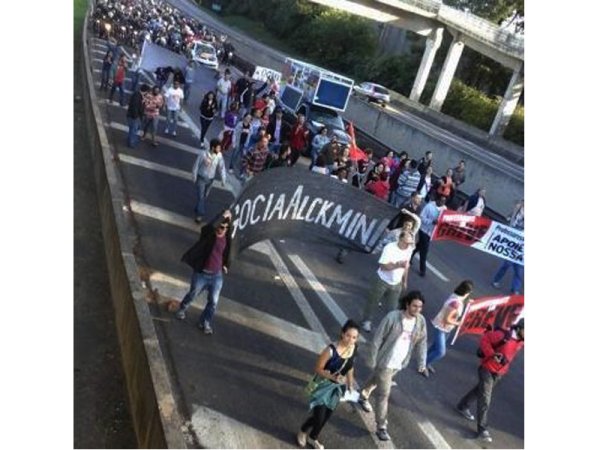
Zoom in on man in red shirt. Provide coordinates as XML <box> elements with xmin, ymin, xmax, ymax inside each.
<box><xmin>456</xmin><ymin>319</ymin><xmax>525</xmax><ymax>443</ymax></box>
<box><xmin>289</xmin><ymin>114</ymin><xmax>310</xmax><ymax>166</ymax></box>
<box><xmin>175</xmin><ymin>210</ymin><xmax>233</xmax><ymax>335</ymax></box>
<box><xmin>109</xmin><ymin>55</ymin><xmax>127</xmax><ymax>106</ymax></box>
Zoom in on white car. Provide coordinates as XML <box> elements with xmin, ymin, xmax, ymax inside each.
<box><xmin>353</xmin><ymin>82</ymin><xmax>391</xmax><ymax>107</ymax></box>
<box><xmin>191</xmin><ymin>41</ymin><xmax>219</xmax><ymax>70</ymax></box>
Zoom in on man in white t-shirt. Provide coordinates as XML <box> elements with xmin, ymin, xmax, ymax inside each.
<box><xmin>358</xmin><ymin>291</ymin><xmax>428</xmax><ymax>441</ymax></box>
<box><xmin>216</xmin><ymin>69</ymin><xmax>232</xmax><ymax>119</ymax></box>
<box><xmin>361</xmin><ymin>230</ymin><xmax>413</xmax><ymax>333</ymax></box>
<box><xmin>164</xmin><ymin>80</ymin><xmax>185</xmax><ymax>136</ymax></box>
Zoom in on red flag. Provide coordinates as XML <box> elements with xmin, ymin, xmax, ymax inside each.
<box><xmin>346</xmin><ymin>122</ymin><xmax>367</xmax><ymax>162</ymax></box>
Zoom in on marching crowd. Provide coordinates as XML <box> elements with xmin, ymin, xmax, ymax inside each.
<box><xmin>92</xmin><ymin>0</ymin><xmax>525</xmax><ymax>447</ymax></box>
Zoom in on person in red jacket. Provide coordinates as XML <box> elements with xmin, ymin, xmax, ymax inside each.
<box><xmin>456</xmin><ymin>318</ymin><xmax>524</xmax><ymax>443</ymax></box>
<box><xmin>365</xmin><ymin>171</ymin><xmax>390</xmax><ymax>200</ymax></box>
<box><xmin>289</xmin><ymin>114</ymin><xmax>310</xmax><ymax>166</ymax></box>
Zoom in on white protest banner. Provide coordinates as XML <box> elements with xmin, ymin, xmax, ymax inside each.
<box><xmin>252</xmin><ymin>66</ymin><xmax>282</xmax><ymax>84</ymax></box>
<box><xmin>433</xmin><ymin>211</ymin><xmax>524</xmax><ymax>266</ymax></box>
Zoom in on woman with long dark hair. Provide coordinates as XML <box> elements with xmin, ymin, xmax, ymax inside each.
<box><xmin>425</xmin><ymin>280</ymin><xmax>474</xmax><ymax>374</ymax></box>
<box><xmin>297</xmin><ymin>320</ymin><xmax>360</xmax><ymax>449</ymax></box>
<box><xmin>199</xmin><ymin>91</ymin><xmax>218</xmax><ymax>146</ymax></box>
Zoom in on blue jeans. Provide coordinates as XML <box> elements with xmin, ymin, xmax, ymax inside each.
<box><xmin>492</xmin><ymin>260</ymin><xmax>524</xmax><ymax>294</ymax></box>
<box><xmin>183</xmin><ymin>83</ymin><xmax>191</xmax><ymax>102</ymax></box>
<box><xmin>126</xmin><ymin>117</ymin><xmax>141</xmax><ymax>148</ymax></box>
<box><xmin>179</xmin><ymin>271</ymin><xmax>224</xmax><ymax>326</ymax></box>
<box><xmin>426</xmin><ymin>327</ymin><xmax>449</xmax><ymax>367</ymax></box>
<box><xmin>165</xmin><ymin>109</ymin><xmax>179</xmax><ymax>134</ymax></box>
<box><xmin>109</xmin><ymin>82</ymin><xmax>125</xmax><ymax>106</ymax></box>
<box><xmin>195</xmin><ymin>178</ymin><xmax>213</xmax><ymax>217</ymax></box>
<box><xmin>216</xmin><ymin>92</ymin><xmax>228</xmax><ymax>118</ymax></box>
<box><xmin>229</xmin><ymin>141</ymin><xmax>244</xmax><ymax>171</ymax></box>
<box><xmin>100</xmin><ymin>67</ymin><xmax>111</xmax><ymax>89</ymax></box>
<box><xmin>130</xmin><ymin>71</ymin><xmax>140</xmax><ymax>92</ymax></box>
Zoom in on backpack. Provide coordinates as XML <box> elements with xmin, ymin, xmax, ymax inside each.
<box><xmin>476</xmin><ymin>327</ymin><xmax>511</xmax><ymax>358</ymax></box>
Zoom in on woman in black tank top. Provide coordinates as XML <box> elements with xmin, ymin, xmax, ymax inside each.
<box><xmin>297</xmin><ymin>320</ymin><xmax>360</xmax><ymax>449</ymax></box>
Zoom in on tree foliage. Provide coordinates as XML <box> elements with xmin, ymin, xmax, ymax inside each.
<box><xmin>291</xmin><ymin>10</ymin><xmax>377</xmax><ymax>75</ymax></box>
<box><xmin>443</xmin><ymin>0</ymin><xmax>524</xmax><ymax>25</ymax></box>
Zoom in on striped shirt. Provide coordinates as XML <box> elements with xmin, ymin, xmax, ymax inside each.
<box><xmin>244</xmin><ymin>146</ymin><xmax>270</xmax><ymax>174</ymax></box>
<box><xmin>396</xmin><ymin>169</ymin><xmax>422</xmax><ymax>198</ymax></box>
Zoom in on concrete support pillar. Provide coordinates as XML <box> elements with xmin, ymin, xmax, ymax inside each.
<box><xmin>410</xmin><ymin>27</ymin><xmax>444</xmax><ymax>103</ymax></box>
<box><xmin>429</xmin><ymin>34</ymin><xmax>464</xmax><ymax>111</ymax></box>
<box><xmin>489</xmin><ymin>63</ymin><xmax>524</xmax><ymax>137</ymax></box>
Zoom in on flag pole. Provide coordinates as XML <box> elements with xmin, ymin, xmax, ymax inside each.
<box><xmin>450</xmin><ymin>301</ymin><xmax>471</xmax><ymax>346</ymax></box>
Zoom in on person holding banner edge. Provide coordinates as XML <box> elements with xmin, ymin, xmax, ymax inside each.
<box><xmin>424</xmin><ymin>280</ymin><xmax>474</xmax><ymax>375</ymax></box>
<box><xmin>456</xmin><ymin>318</ymin><xmax>524</xmax><ymax>443</ymax></box>
<box><xmin>411</xmin><ymin>195</ymin><xmax>447</xmax><ymax>277</ymax></box>
<box><xmin>491</xmin><ymin>199</ymin><xmax>524</xmax><ymax>294</ymax></box>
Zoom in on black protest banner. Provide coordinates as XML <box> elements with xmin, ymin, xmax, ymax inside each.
<box><xmin>229</xmin><ymin>167</ymin><xmax>398</xmax><ymax>256</ymax></box>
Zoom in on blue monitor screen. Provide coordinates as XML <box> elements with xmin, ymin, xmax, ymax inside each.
<box><xmin>313</xmin><ymin>80</ymin><xmax>351</xmax><ymax>111</ymax></box>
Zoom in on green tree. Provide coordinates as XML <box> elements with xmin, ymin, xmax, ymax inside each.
<box><xmin>291</xmin><ymin>10</ymin><xmax>377</xmax><ymax>75</ymax></box>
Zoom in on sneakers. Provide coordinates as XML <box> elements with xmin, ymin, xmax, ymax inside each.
<box><xmin>306</xmin><ymin>437</ymin><xmax>324</xmax><ymax>449</ymax></box>
<box><xmin>477</xmin><ymin>429</ymin><xmax>492</xmax><ymax>443</ymax></box>
<box><xmin>172</xmin><ymin>131</ymin><xmax>177</xmax><ymax>136</ymax></box>
<box><xmin>361</xmin><ymin>320</ymin><xmax>372</xmax><ymax>333</ymax></box>
<box><xmin>195</xmin><ymin>216</ymin><xmax>203</xmax><ymax>224</ymax></box>
<box><xmin>175</xmin><ymin>309</ymin><xmax>186</xmax><ymax>320</ymax></box>
<box><xmin>492</xmin><ymin>281</ymin><xmax>501</xmax><ymax>289</ymax></box>
<box><xmin>228</xmin><ymin>168</ymin><xmax>234</xmax><ymax>174</ymax></box>
<box><xmin>358</xmin><ymin>396</ymin><xmax>373</xmax><ymax>413</ymax></box>
<box><xmin>427</xmin><ymin>365</ymin><xmax>436</xmax><ymax>374</ymax></box>
<box><xmin>296</xmin><ymin>431</ymin><xmax>307</xmax><ymax>447</ymax></box>
<box><xmin>203</xmin><ymin>322</ymin><xmax>214</xmax><ymax>335</ymax></box>
<box><xmin>376</xmin><ymin>428</ymin><xmax>390</xmax><ymax>441</ymax></box>
<box><xmin>456</xmin><ymin>405</ymin><xmax>475</xmax><ymax>421</ymax></box>
<box><xmin>419</xmin><ymin>368</ymin><xmax>430</xmax><ymax>378</ymax></box>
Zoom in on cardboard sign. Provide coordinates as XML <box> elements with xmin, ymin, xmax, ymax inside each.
<box><xmin>252</xmin><ymin>66</ymin><xmax>282</xmax><ymax>84</ymax></box>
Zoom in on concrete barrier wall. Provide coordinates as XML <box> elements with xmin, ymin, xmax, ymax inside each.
<box><xmin>81</xmin><ymin>7</ymin><xmax>186</xmax><ymax>448</ymax></box>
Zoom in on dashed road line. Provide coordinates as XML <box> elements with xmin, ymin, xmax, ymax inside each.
<box><xmin>413</xmin><ymin>254</ymin><xmax>449</xmax><ymax>282</ymax></box>
<box><xmin>289</xmin><ymin>254</ymin><xmax>366</xmax><ymax>344</ymax></box>
<box><xmin>150</xmin><ymin>271</ymin><xmax>328</xmax><ymax>355</ymax></box>
<box><xmin>252</xmin><ymin>241</ymin><xmax>331</xmax><ymax>341</ymax></box>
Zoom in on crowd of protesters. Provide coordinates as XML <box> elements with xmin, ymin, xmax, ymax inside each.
<box><xmin>92</xmin><ymin>0</ymin><xmax>525</xmax><ymax>447</ymax></box>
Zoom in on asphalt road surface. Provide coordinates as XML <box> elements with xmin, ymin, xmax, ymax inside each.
<box><xmin>86</xmin><ymin>28</ymin><xmax>523</xmax><ymax>449</ymax></box>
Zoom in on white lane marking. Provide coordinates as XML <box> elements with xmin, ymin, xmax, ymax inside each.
<box><xmin>190</xmin><ymin>404</ymin><xmax>292</xmax><ymax>449</ymax></box>
<box><xmin>253</xmin><ymin>241</ymin><xmax>331</xmax><ymax>341</ymax></box>
<box><xmin>413</xmin><ymin>254</ymin><xmax>449</xmax><ymax>282</ymax></box>
<box><xmin>95</xmin><ymin>81</ymin><xmax>134</xmax><ymax>94</ymax></box>
<box><xmin>118</xmin><ymin>154</ymin><xmax>192</xmax><ymax>181</ymax></box>
<box><xmin>415</xmin><ymin>419</ymin><xmax>452</xmax><ymax>449</ymax></box>
<box><xmin>123</xmin><ymin>155</ymin><xmax>232</xmax><ymax>194</ymax></box>
<box><xmin>289</xmin><ymin>254</ymin><xmax>366</xmax><ymax>344</ymax></box>
<box><xmin>129</xmin><ymin>200</ymin><xmax>200</xmax><ymax>233</ymax></box>
<box><xmin>150</xmin><ymin>272</ymin><xmax>328</xmax><ymax>354</ymax></box>
<box><xmin>108</xmin><ymin>121</ymin><xmax>200</xmax><ymax>155</ymax></box>
<box><xmin>98</xmin><ymin>98</ymin><xmax>191</xmax><ymax>129</ymax></box>
<box><xmin>91</xmin><ymin>47</ymin><xmax>132</xmax><ymax>62</ymax></box>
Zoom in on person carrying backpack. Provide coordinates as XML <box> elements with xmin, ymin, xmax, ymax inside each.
<box><xmin>456</xmin><ymin>318</ymin><xmax>525</xmax><ymax>443</ymax></box>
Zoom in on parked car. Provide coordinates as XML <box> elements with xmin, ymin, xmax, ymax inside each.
<box><xmin>353</xmin><ymin>82</ymin><xmax>391</xmax><ymax>107</ymax></box>
<box><xmin>191</xmin><ymin>41</ymin><xmax>219</xmax><ymax>70</ymax></box>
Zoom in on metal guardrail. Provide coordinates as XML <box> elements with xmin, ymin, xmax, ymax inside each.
<box><xmin>438</xmin><ymin>5</ymin><xmax>523</xmax><ymax>56</ymax></box>
<box><xmin>378</xmin><ymin>1</ymin><xmax>523</xmax><ymax>58</ymax></box>
<box><xmin>383</xmin><ymin>0</ymin><xmax>441</xmax><ymax>14</ymax></box>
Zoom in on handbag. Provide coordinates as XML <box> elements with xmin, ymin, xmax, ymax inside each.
<box><xmin>304</xmin><ymin>347</ymin><xmax>351</xmax><ymax>397</ymax></box>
